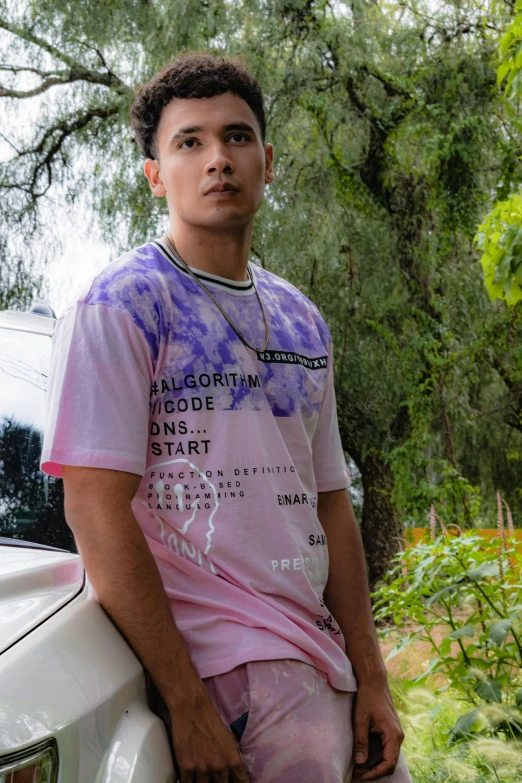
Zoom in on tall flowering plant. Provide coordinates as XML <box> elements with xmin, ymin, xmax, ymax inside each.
<box><xmin>373</xmin><ymin>495</ymin><xmax>522</xmax><ymax>744</ymax></box>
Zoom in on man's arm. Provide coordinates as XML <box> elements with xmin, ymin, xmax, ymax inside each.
<box><xmin>62</xmin><ymin>465</ymin><xmax>247</xmax><ymax>783</ymax></box>
<box><xmin>317</xmin><ymin>487</ymin><xmax>405</xmax><ymax>781</ymax></box>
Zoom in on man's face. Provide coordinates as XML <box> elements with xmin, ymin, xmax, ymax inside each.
<box><xmin>144</xmin><ymin>92</ymin><xmax>274</xmax><ymax>230</ymax></box>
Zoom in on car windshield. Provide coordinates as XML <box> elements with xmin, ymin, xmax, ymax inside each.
<box><xmin>0</xmin><ymin>325</ymin><xmax>75</xmax><ymax>552</ymax></box>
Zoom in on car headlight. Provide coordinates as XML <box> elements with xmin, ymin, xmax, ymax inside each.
<box><xmin>0</xmin><ymin>739</ymin><xmax>58</xmax><ymax>782</ymax></box>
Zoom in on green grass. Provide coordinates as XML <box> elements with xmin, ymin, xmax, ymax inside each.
<box><xmin>389</xmin><ymin>677</ymin><xmax>522</xmax><ymax>783</ymax></box>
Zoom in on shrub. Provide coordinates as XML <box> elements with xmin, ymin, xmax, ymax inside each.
<box><xmin>372</xmin><ymin>497</ymin><xmax>522</xmax><ymax>745</ymax></box>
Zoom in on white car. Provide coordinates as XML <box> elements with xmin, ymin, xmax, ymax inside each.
<box><xmin>0</xmin><ymin>308</ymin><xmax>175</xmax><ymax>782</ymax></box>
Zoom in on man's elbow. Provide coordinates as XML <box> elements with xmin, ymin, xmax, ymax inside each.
<box><xmin>62</xmin><ymin>465</ymin><xmax>141</xmax><ymax>530</ymax></box>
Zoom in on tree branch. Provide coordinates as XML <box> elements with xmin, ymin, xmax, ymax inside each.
<box><xmin>397</xmin><ymin>2</ymin><xmax>499</xmax><ymax>42</ymax></box>
<box><xmin>0</xmin><ymin>64</ymin><xmax>63</xmax><ymax>76</ymax></box>
<box><xmin>0</xmin><ymin>15</ymin><xmax>79</xmax><ymax>68</ymax></box>
<box><xmin>1</xmin><ymin>105</ymin><xmax>120</xmax><ymax>200</ymax></box>
<box><xmin>69</xmin><ymin>38</ymin><xmax>119</xmax><ymax>82</ymax></box>
<box><xmin>360</xmin><ymin>64</ymin><xmax>411</xmax><ymax>100</ymax></box>
<box><xmin>0</xmin><ymin>75</ymin><xmax>76</xmax><ymax>98</ymax></box>
<box><xmin>0</xmin><ymin>130</ymin><xmax>20</xmax><ymax>154</ymax></box>
<box><xmin>0</xmin><ymin>16</ymin><xmax>131</xmax><ymax>96</ymax></box>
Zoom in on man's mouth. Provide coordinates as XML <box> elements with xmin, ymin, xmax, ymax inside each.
<box><xmin>205</xmin><ymin>182</ymin><xmax>239</xmax><ymax>195</ymax></box>
<box><xmin>205</xmin><ymin>190</ymin><xmax>238</xmax><ymax>197</ymax></box>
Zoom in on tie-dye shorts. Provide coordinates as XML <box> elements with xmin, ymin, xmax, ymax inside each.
<box><xmin>202</xmin><ymin>658</ymin><xmax>413</xmax><ymax>783</ymax></box>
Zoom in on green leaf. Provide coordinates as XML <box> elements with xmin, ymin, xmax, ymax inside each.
<box><xmin>449</xmin><ymin>709</ymin><xmax>480</xmax><ymax>742</ymax></box>
<box><xmin>449</xmin><ymin>624</ymin><xmax>475</xmax><ymax>640</ymax></box>
<box><xmin>465</xmin><ymin>657</ymin><xmax>492</xmax><ymax>671</ymax></box>
<box><xmin>516</xmin><ymin>41</ymin><xmax>522</xmax><ymax>69</ymax></box>
<box><xmin>500</xmin><ymin>30</ymin><xmax>514</xmax><ymax>56</ymax></box>
<box><xmin>426</xmin><ymin>585</ymin><xmax>455</xmax><ymax>605</ymax></box>
<box><xmin>489</xmin><ymin>619</ymin><xmax>512</xmax><ymax>645</ymax></box>
<box><xmin>385</xmin><ymin>631</ymin><xmax>417</xmax><ymax>661</ymax></box>
<box><xmin>468</xmin><ymin>561</ymin><xmax>499</xmax><ymax>581</ymax></box>
<box><xmin>409</xmin><ymin>656</ymin><xmax>441</xmax><ymax>683</ymax></box>
<box><xmin>515</xmin><ymin>689</ymin><xmax>522</xmax><ymax>710</ymax></box>
<box><xmin>439</xmin><ymin>637</ymin><xmax>453</xmax><ymax>656</ymax></box>
<box><xmin>475</xmin><ymin>193</ymin><xmax>522</xmax><ymax>305</ymax></box>
<box><xmin>474</xmin><ymin>680</ymin><xmax>503</xmax><ymax>703</ymax></box>
<box><xmin>497</xmin><ymin>60</ymin><xmax>511</xmax><ymax>87</ymax></box>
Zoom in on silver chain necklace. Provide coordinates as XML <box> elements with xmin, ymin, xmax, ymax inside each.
<box><xmin>163</xmin><ymin>233</ymin><xmax>270</xmax><ymax>353</ymax></box>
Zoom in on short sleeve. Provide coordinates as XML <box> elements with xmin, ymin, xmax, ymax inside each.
<box><xmin>40</xmin><ymin>300</ymin><xmax>154</xmax><ymax>478</ymax></box>
<box><xmin>312</xmin><ymin>342</ymin><xmax>351</xmax><ymax>492</ymax></box>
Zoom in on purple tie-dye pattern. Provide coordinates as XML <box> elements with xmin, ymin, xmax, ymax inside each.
<box><xmin>217</xmin><ymin>339</ymin><xmax>235</xmax><ymax>366</ymax></box>
<box><xmin>83</xmin><ymin>244</ymin><xmax>173</xmax><ymax>361</ymax></box>
<box><xmin>41</xmin><ymin>238</ymin><xmax>357</xmax><ymax>700</ymax></box>
<box><xmin>84</xmin><ymin>241</ymin><xmax>330</xmax><ymax>418</ymax></box>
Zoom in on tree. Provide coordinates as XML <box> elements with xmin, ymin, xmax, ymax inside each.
<box><xmin>252</xmin><ymin>0</ymin><xmax>522</xmax><ymax>585</ymax></box>
<box><xmin>0</xmin><ymin>417</ymin><xmax>75</xmax><ymax>551</ymax></box>
<box><xmin>1</xmin><ymin>0</ymin><xmax>521</xmax><ymax>588</ymax></box>
<box><xmin>0</xmin><ymin>237</ymin><xmax>43</xmax><ymax>309</ymax></box>
<box><xmin>475</xmin><ymin>0</ymin><xmax>522</xmax><ymax>306</ymax></box>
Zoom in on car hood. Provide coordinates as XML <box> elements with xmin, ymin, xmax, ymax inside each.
<box><xmin>0</xmin><ymin>545</ymin><xmax>84</xmax><ymax>654</ymax></box>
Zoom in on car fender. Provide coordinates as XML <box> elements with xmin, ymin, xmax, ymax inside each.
<box><xmin>0</xmin><ymin>586</ymin><xmax>175</xmax><ymax>782</ymax></box>
<box><xmin>95</xmin><ymin>701</ymin><xmax>174</xmax><ymax>783</ymax></box>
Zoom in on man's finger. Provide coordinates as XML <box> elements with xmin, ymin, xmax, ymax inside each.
<box><xmin>352</xmin><ymin>711</ymin><xmax>371</xmax><ymax>766</ymax></box>
<box><xmin>354</xmin><ymin>734</ymin><xmax>400</xmax><ymax>781</ymax></box>
<box><xmin>354</xmin><ymin>757</ymin><xmax>398</xmax><ymax>781</ymax></box>
<box><xmin>230</xmin><ymin>759</ymin><xmax>250</xmax><ymax>782</ymax></box>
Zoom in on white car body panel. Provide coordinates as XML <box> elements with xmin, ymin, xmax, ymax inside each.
<box><xmin>0</xmin><ymin>545</ymin><xmax>84</xmax><ymax>654</ymax></box>
<box><xmin>0</xmin><ymin>309</ymin><xmax>55</xmax><ymax>336</ymax></box>
<box><xmin>95</xmin><ymin>702</ymin><xmax>174</xmax><ymax>782</ymax></box>
<box><xmin>0</xmin><ymin>577</ymin><xmax>175</xmax><ymax>781</ymax></box>
<box><xmin>0</xmin><ymin>312</ymin><xmax>176</xmax><ymax>781</ymax></box>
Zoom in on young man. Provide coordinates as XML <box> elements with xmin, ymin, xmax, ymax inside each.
<box><xmin>41</xmin><ymin>53</ymin><xmax>413</xmax><ymax>783</ymax></box>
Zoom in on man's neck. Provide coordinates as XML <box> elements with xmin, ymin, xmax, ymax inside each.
<box><xmin>167</xmin><ymin>221</ymin><xmax>253</xmax><ymax>283</ymax></box>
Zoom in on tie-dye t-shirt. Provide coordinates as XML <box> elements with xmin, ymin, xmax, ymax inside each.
<box><xmin>41</xmin><ymin>238</ymin><xmax>357</xmax><ymax>692</ymax></box>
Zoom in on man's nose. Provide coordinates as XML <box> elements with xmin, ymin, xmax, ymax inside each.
<box><xmin>205</xmin><ymin>141</ymin><xmax>235</xmax><ymax>173</ymax></box>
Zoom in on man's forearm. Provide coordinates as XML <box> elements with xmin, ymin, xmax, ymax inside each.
<box><xmin>317</xmin><ymin>488</ymin><xmax>388</xmax><ymax>686</ymax></box>
<box><xmin>62</xmin><ymin>466</ymin><xmax>250</xmax><ymax>780</ymax></box>
<box><xmin>63</xmin><ymin>467</ymin><xmax>208</xmax><ymax>715</ymax></box>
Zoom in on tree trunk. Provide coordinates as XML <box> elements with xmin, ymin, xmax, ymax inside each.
<box><xmin>337</xmin><ymin>399</ymin><xmax>404</xmax><ymax>594</ymax></box>
<box><xmin>359</xmin><ymin>448</ymin><xmax>402</xmax><ymax>594</ymax></box>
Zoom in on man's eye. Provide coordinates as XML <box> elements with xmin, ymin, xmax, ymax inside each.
<box><xmin>179</xmin><ymin>133</ymin><xmax>249</xmax><ymax>149</ymax></box>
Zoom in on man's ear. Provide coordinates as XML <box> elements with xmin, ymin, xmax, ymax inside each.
<box><xmin>143</xmin><ymin>158</ymin><xmax>167</xmax><ymax>197</ymax></box>
<box><xmin>264</xmin><ymin>143</ymin><xmax>275</xmax><ymax>186</ymax></box>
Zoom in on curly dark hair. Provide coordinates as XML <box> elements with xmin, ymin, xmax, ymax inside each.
<box><xmin>130</xmin><ymin>52</ymin><xmax>266</xmax><ymax>160</ymax></box>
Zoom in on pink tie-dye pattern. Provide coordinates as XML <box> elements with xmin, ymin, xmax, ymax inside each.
<box><xmin>41</xmin><ymin>240</ymin><xmax>358</xmax><ymax>693</ymax></box>
<box><xmin>203</xmin><ymin>659</ymin><xmax>413</xmax><ymax>783</ymax></box>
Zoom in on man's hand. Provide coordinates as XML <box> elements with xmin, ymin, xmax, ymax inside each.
<box><xmin>351</xmin><ymin>681</ymin><xmax>405</xmax><ymax>780</ymax></box>
<box><xmin>170</xmin><ymin>689</ymin><xmax>249</xmax><ymax>782</ymax></box>
<box><xmin>317</xmin><ymin>489</ymin><xmax>407</xmax><ymax>779</ymax></box>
